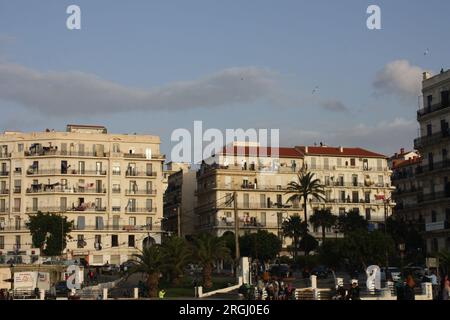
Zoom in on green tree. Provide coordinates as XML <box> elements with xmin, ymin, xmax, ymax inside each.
<box><xmin>162</xmin><ymin>235</ymin><xmax>192</xmax><ymax>286</ymax></box>
<box><xmin>318</xmin><ymin>240</ymin><xmax>343</xmax><ymax>269</ymax></box>
<box><xmin>126</xmin><ymin>245</ymin><xmax>166</xmax><ymax>298</ymax></box>
<box><xmin>299</xmin><ymin>233</ymin><xmax>319</xmax><ymax>256</ymax></box>
<box><xmin>337</xmin><ymin>209</ymin><xmax>368</xmax><ymax>235</ymax></box>
<box><xmin>239</xmin><ymin>230</ymin><xmax>282</xmax><ymax>261</ymax></box>
<box><xmin>340</xmin><ymin>229</ymin><xmax>395</xmax><ymax>270</ymax></box>
<box><xmin>192</xmin><ymin>233</ymin><xmax>231</xmax><ymax>288</ymax></box>
<box><xmin>310</xmin><ymin>209</ymin><xmax>337</xmax><ymax>243</ymax></box>
<box><xmin>26</xmin><ymin>211</ymin><xmax>73</xmax><ymax>256</ymax></box>
<box><xmin>281</xmin><ymin>216</ymin><xmax>307</xmax><ymax>258</ymax></box>
<box><xmin>285</xmin><ymin>169</ymin><xmax>325</xmax><ymax>225</ymax></box>
<box><xmin>437</xmin><ymin>250</ymin><xmax>450</xmax><ymax>276</ymax></box>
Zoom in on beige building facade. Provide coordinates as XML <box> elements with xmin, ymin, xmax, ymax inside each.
<box><xmin>0</xmin><ymin>125</ymin><xmax>165</xmax><ymax>266</ymax></box>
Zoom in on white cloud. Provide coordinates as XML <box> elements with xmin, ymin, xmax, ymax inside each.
<box><xmin>373</xmin><ymin>60</ymin><xmax>424</xmax><ymax>100</ymax></box>
<box><xmin>0</xmin><ymin>63</ymin><xmax>279</xmax><ymax>116</ymax></box>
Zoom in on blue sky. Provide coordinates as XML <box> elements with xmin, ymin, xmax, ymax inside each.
<box><xmin>0</xmin><ymin>0</ymin><xmax>449</xmax><ymax>158</ymax></box>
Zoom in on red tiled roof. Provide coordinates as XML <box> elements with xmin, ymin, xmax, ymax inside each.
<box><xmin>295</xmin><ymin>146</ymin><xmax>387</xmax><ymax>158</ymax></box>
<box><xmin>392</xmin><ymin>157</ymin><xmax>422</xmax><ymax>169</ymax></box>
<box><xmin>221</xmin><ymin>146</ymin><xmax>303</xmax><ymax>158</ymax></box>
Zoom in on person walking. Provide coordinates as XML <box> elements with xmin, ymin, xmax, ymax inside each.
<box><xmin>403</xmin><ymin>275</ymin><xmax>416</xmax><ymax>300</ymax></box>
<box><xmin>347</xmin><ymin>281</ymin><xmax>361</xmax><ymax>300</ymax></box>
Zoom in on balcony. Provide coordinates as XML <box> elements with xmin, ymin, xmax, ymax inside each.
<box><xmin>217</xmin><ymin>202</ymin><xmax>301</xmax><ymax>210</ymax></box>
<box><xmin>26</xmin><ymin>207</ymin><xmax>62</xmax><ymax>213</ymax></box>
<box><xmin>415</xmin><ymin>160</ymin><xmax>450</xmax><ymax>175</ymax></box>
<box><xmin>0</xmin><ymin>153</ymin><xmax>11</xmax><ymax>158</ymax></box>
<box><xmin>417</xmin><ymin>101</ymin><xmax>450</xmax><ymax>119</ymax></box>
<box><xmin>425</xmin><ymin>221</ymin><xmax>450</xmax><ymax>232</ymax></box>
<box><xmin>0</xmin><ymin>189</ymin><xmax>9</xmax><ymax>195</ymax></box>
<box><xmin>125</xmin><ymin>207</ymin><xmax>157</xmax><ymax>213</ymax></box>
<box><xmin>67</xmin><ymin>206</ymin><xmax>107</xmax><ymax>212</ymax></box>
<box><xmin>414</xmin><ymin>129</ymin><xmax>450</xmax><ymax>149</ymax></box>
<box><xmin>418</xmin><ymin>191</ymin><xmax>450</xmax><ymax>203</ymax></box>
<box><xmin>72</xmin><ymin>225</ymin><xmax>160</xmax><ymax>232</ymax></box>
<box><xmin>25</xmin><ymin>150</ymin><xmax>107</xmax><ymax>158</ymax></box>
<box><xmin>123</xmin><ymin>153</ymin><xmax>164</xmax><ymax>159</ymax></box>
<box><xmin>125</xmin><ymin>189</ymin><xmax>157</xmax><ymax>195</ymax></box>
<box><xmin>200</xmin><ymin>219</ymin><xmax>278</xmax><ymax>230</ymax></box>
<box><xmin>0</xmin><ymin>171</ymin><xmax>9</xmax><ymax>177</ymax></box>
<box><xmin>27</xmin><ymin>169</ymin><xmax>107</xmax><ymax>176</ymax></box>
<box><xmin>26</xmin><ymin>186</ymin><xmax>107</xmax><ymax>194</ymax></box>
<box><xmin>125</xmin><ymin>169</ymin><xmax>157</xmax><ymax>177</ymax></box>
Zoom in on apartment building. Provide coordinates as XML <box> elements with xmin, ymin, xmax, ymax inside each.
<box><xmin>297</xmin><ymin>145</ymin><xmax>395</xmax><ymax>231</ymax></box>
<box><xmin>195</xmin><ymin>143</ymin><xmax>394</xmax><ymax>244</ymax></box>
<box><xmin>414</xmin><ymin>70</ymin><xmax>450</xmax><ymax>253</ymax></box>
<box><xmin>0</xmin><ymin>124</ymin><xmax>165</xmax><ymax>265</ymax></box>
<box><xmin>163</xmin><ymin>162</ymin><xmax>197</xmax><ymax>237</ymax></box>
<box><xmin>388</xmin><ymin>148</ymin><xmax>420</xmax><ymax>168</ymax></box>
<box><xmin>195</xmin><ymin>144</ymin><xmax>304</xmax><ymax>246</ymax></box>
<box><xmin>391</xmin><ymin>156</ymin><xmax>423</xmax><ymax>222</ymax></box>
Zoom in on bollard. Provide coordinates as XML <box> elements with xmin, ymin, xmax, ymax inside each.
<box><xmin>103</xmin><ymin>288</ymin><xmax>108</xmax><ymax>300</ymax></box>
<box><xmin>310</xmin><ymin>275</ymin><xmax>317</xmax><ymax>289</ymax></box>
<box><xmin>134</xmin><ymin>287</ymin><xmax>139</xmax><ymax>299</ymax></box>
<box><xmin>422</xmin><ymin>282</ymin><xmax>432</xmax><ymax>300</ymax></box>
<box><xmin>39</xmin><ymin>289</ymin><xmax>45</xmax><ymax>300</ymax></box>
<box><xmin>197</xmin><ymin>286</ymin><xmax>203</xmax><ymax>298</ymax></box>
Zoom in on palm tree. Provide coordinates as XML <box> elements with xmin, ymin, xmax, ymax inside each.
<box><xmin>310</xmin><ymin>209</ymin><xmax>337</xmax><ymax>243</ymax></box>
<box><xmin>162</xmin><ymin>235</ymin><xmax>192</xmax><ymax>285</ymax></box>
<box><xmin>281</xmin><ymin>216</ymin><xmax>308</xmax><ymax>259</ymax></box>
<box><xmin>126</xmin><ymin>244</ymin><xmax>166</xmax><ymax>298</ymax></box>
<box><xmin>192</xmin><ymin>233</ymin><xmax>230</xmax><ymax>288</ymax></box>
<box><xmin>285</xmin><ymin>169</ymin><xmax>325</xmax><ymax>226</ymax></box>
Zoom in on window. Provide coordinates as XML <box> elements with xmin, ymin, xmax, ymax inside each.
<box><xmin>225</xmin><ymin>193</ymin><xmax>232</xmax><ymax>207</ymax></box>
<box><xmin>337</xmin><ymin>158</ymin><xmax>342</xmax><ymax>167</ymax></box>
<box><xmin>0</xmin><ymin>236</ymin><xmax>4</xmax><ymax>249</ymax></box>
<box><xmin>94</xmin><ymin>235</ymin><xmax>102</xmax><ymax>250</ymax></box>
<box><xmin>338</xmin><ymin>175</ymin><xmax>344</xmax><ymax>186</ymax></box>
<box><xmin>146</xmin><ymin>199</ymin><xmax>153</xmax><ymax>211</ymax></box>
<box><xmin>432</xmin><ymin>238</ymin><xmax>439</xmax><ymax>252</ymax></box>
<box><xmin>146</xmin><ymin>181</ymin><xmax>152</xmax><ymax>193</ymax></box>
<box><xmin>352</xmin><ymin>191</ymin><xmax>359</xmax><ymax>203</ymax></box>
<box><xmin>146</xmin><ymin>163</ymin><xmax>153</xmax><ymax>175</ymax></box>
<box><xmin>427</xmin><ymin>124</ymin><xmax>432</xmax><ymax>136</ymax></box>
<box><xmin>340</xmin><ymin>191</ymin><xmax>346</xmax><ymax>202</ymax></box>
<box><xmin>431</xmin><ymin>211</ymin><xmax>437</xmax><ymax>223</ymax></box>
<box><xmin>350</xmin><ymin>158</ymin><xmax>356</xmax><ymax>167</ymax></box>
<box><xmin>442</xmin><ymin>90</ymin><xmax>449</xmax><ymax>108</ymax></box>
<box><xmin>77</xmin><ymin>216</ymin><xmax>85</xmax><ymax>230</ymax></box>
<box><xmin>128</xmin><ymin>235</ymin><xmax>135</xmax><ymax>247</ymax></box>
<box><xmin>18</xmin><ymin>144</ymin><xmax>24</xmax><ymax>152</ymax></box>
<box><xmin>352</xmin><ymin>175</ymin><xmax>358</xmax><ymax>187</ymax></box>
<box><xmin>95</xmin><ymin>216</ymin><xmax>104</xmax><ymax>230</ymax></box>
<box><xmin>32</xmin><ymin>198</ymin><xmax>38</xmax><ymax>211</ymax></box>
<box><xmin>113</xmin><ymin>215</ymin><xmax>120</xmax><ymax>230</ymax></box>
<box><xmin>96</xmin><ymin>162</ymin><xmax>102</xmax><ymax>175</ymax></box>
<box><xmin>113</xmin><ymin>143</ymin><xmax>120</xmax><ymax>153</ymax></box>
<box><xmin>111</xmin><ymin>235</ymin><xmax>119</xmax><ymax>247</ymax></box>
<box><xmin>77</xmin><ymin>235</ymin><xmax>85</xmax><ymax>248</ymax></box>
<box><xmin>112</xmin><ymin>163</ymin><xmax>121</xmax><ymax>175</ymax></box>
<box><xmin>146</xmin><ymin>217</ymin><xmax>153</xmax><ymax>230</ymax></box>
<box><xmin>323</xmin><ymin>158</ymin><xmax>329</xmax><ymax>170</ymax></box>
<box><xmin>60</xmin><ymin>197</ymin><xmax>67</xmax><ymax>211</ymax></box>
<box><xmin>260</xmin><ymin>212</ymin><xmax>266</xmax><ymax>226</ymax></box>
<box><xmin>15</xmin><ymin>235</ymin><xmax>21</xmax><ymax>250</ymax></box>
<box><xmin>61</xmin><ymin>143</ymin><xmax>67</xmax><ymax>155</ymax></box>
<box><xmin>129</xmin><ymin>217</ymin><xmax>136</xmax><ymax>226</ymax></box>
<box><xmin>0</xmin><ymin>199</ymin><xmax>5</xmax><ymax>212</ymax></box>
<box><xmin>339</xmin><ymin>208</ymin><xmax>345</xmax><ymax>216</ymax></box>
<box><xmin>95</xmin><ymin>198</ymin><xmax>102</xmax><ymax>210</ymax></box>
<box><xmin>15</xmin><ymin>216</ymin><xmax>21</xmax><ymax>230</ymax></box>
<box><xmin>324</xmin><ymin>176</ymin><xmax>330</xmax><ymax>186</ymax></box>
<box><xmin>14</xmin><ymin>180</ymin><xmax>21</xmax><ymax>193</ymax></box>
<box><xmin>78</xmin><ymin>161</ymin><xmax>85</xmax><ymax>174</ymax></box>
<box><xmin>427</xmin><ymin>95</ymin><xmax>433</xmax><ymax>108</ymax></box>
<box><xmin>378</xmin><ymin>175</ymin><xmax>384</xmax><ymax>186</ymax></box>
<box><xmin>14</xmin><ymin>198</ymin><xmax>20</xmax><ymax>212</ymax></box>
<box><xmin>310</xmin><ymin>157</ymin><xmax>317</xmax><ymax>169</ymax></box>
<box><xmin>365</xmin><ymin>208</ymin><xmax>371</xmax><ymax>221</ymax></box>
<box><xmin>276</xmin><ymin>194</ymin><xmax>282</xmax><ymax>206</ymax></box>
<box><xmin>243</xmin><ymin>194</ymin><xmax>249</xmax><ymax>208</ymax></box>
<box><xmin>365</xmin><ymin>192</ymin><xmax>371</xmax><ymax>203</ymax></box>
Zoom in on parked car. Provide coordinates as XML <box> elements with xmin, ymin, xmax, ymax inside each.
<box><xmin>311</xmin><ymin>265</ymin><xmax>331</xmax><ymax>279</ymax></box>
<box><xmin>54</xmin><ymin>281</ymin><xmax>70</xmax><ymax>296</ymax></box>
<box><xmin>102</xmin><ymin>264</ymin><xmax>119</xmax><ymax>275</ymax></box>
<box><xmin>268</xmin><ymin>264</ymin><xmax>291</xmax><ymax>279</ymax></box>
<box><xmin>380</xmin><ymin>267</ymin><xmax>402</xmax><ymax>282</ymax></box>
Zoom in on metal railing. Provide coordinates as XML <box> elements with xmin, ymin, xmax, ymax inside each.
<box><xmin>25</xmin><ymin>150</ymin><xmax>107</xmax><ymax>157</ymax></box>
<box><xmin>124</xmin><ymin>207</ymin><xmax>157</xmax><ymax>213</ymax></box>
<box><xmin>27</xmin><ymin>169</ymin><xmax>107</xmax><ymax>176</ymax></box>
<box><xmin>26</xmin><ymin>187</ymin><xmax>107</xmax><ymax>194</ymax></box>
<box><xmin>125</xmin><ymin>170</ymin><xmax>157</xmax><ymax>177</ymax></box>
<box><xmin>125</xmin><ymin>189</ymin><xmax>157</xmax><ymax>195</ymax></box>
<box><xmin>417</xmin><ymin>101</ymin><xmax>450</xmax><ymax>118</ymax></box>
<box><xmin>414</xmin><ymin>129</ymin><xmax>450</xmax><ymax>149</ymax></box>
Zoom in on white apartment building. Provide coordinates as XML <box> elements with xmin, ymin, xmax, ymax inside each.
<box><xmin>297</xmin><ymin>145</ymin><xmax>395</xmax><ymax>231</ymax></box>
<box><xmin>0</xmin><ymin>124</ymin><xmax>165</xmax><ymax>266</ymax></box>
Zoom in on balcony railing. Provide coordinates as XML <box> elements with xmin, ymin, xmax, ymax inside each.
<box><xmin>0</xmin><ymin>153</ymin><xmax>11</xmax><ymax>158</ymax></box>
<box><xmin>72</xmin><ymin>225</ymin><xmax>159</xmax><ymax>231</ymax></box>
<box><xmin>26</xmin><ymin>206</ymin><xmax>107</xmax><ymax>213</ymax></box>
<box><xmin>124</xmin><ymin>207</ymin><xmax>157</xmax><ymax>213</ymax></box>
<box><xmin>125</xmin><ymin>189</ymin><xmax>157</xmax><ymax>195</ymax></box>
<box><xmin>417</xmin><ymin>101</ymin><xmax>450</xmax><ymax>118</ymax></box>
<box><xmin>311</xmin><ymin>198</ymin><xmax>381</xmax><ymax>205</ymax></box>
<box><xmin>425</xmin><ymin>221</ymin><xmax>450</xmax><ymax>232</ymax></box>
<box><xmin>0</xmin><ymin>189</ymin><xmax>9</xmax><ymax>195</ymax></box>
<box><xmin>123</xmin><ymin>153</ymin><xmax>164</xmax><ymax>159</ymax></box>
<box><xmin>414</xmin><ymin>129</ymin><xmax>450</xmax><ymax>149</ymax></box>
<box><xmin>418</xmin><ymin>191</ymin><xmax>450</xmax><ymax>203</ymax></box>
<box><xmin>125</xmin><ymin>169</ymin><xmax>157</xmax><ymax>177</ymax></box>
<box><xmin>216</xmin><ymin>202</ymin><xmax>301</xmax><ymax>210</ymax></box>
<box><xmin>0</xmin><ymin>171</ymin><xmax>9</xmax><ymax>177</ymax></box>
<box><xmin>26</xmin><ymin>187</ymin><xmax>107</xmax><ymax>194</ymax></box>
<box><xmin>416</xmin><ymin>160</ymin><xmax>450</xmax><ymax>175</ymax></box>
<box><xmin>25</xmin><ymin>150</ymin><xmax>107</xmax><ymax>157</ymax></box>
<box><xmin>200</xmin><ymin>220</ymin><xmax>279</xmax><ymax>230</ymax></box>
<box><xmin>27</xmin><ymin>169</ymin><xmax>107</xmax><ymax>176</ymax></box>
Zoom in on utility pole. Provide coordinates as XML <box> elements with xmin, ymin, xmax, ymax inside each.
<box><xmin>177</xmin><ymin>206</ymin><xmax>181</xmax><ymax>237</ymax></box>
<box><xmin>233</xmin><ymin>191</ymin><xmax>240</xmax><ymax>261</ymax></box>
